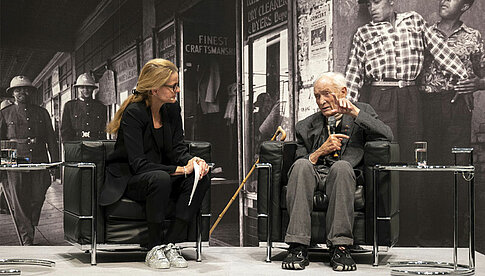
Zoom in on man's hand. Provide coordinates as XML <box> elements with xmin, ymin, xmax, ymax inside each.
<box><xmin>451</xmin><ymin>77</ymin><xmax>483</xmax><ymax>111</ymax></box>
<box><xmin>455</xmin><ymin>77</ymin><xmax>484</xmax><ymax>93</ymax></box>
<box><xmin>310</xmin><ymin>134</ymin><xmax>350</xmax><ymax>163</ymax></box>
<box><xmin>330</xmin><ymin>94</ymin><xmax>360</xmax><ymax>118</ymax></box>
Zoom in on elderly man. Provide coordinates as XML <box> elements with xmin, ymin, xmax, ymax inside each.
<box><xmin>61</xmin><ymin>73</ymin><xmax>107</xmax><ymax>142</ymax></box>
<box><xmin>282</xmin><ymin>72</ymin><xmax>392</xmax><ymax>271</ymax></box>
<box><xmin>0</xmin><ymin>76</ymin><xmax>59</xmax><ymax>245</ymax></box>
<box><xmin>345</xmin><ymin>0</ymin><xmax>469</xmax><ymax>162</ymax></box>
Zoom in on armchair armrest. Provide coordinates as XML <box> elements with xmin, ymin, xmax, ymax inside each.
<box><xmin>63</xmin><ymin>140</ymin><xmax>113</xmax><ymax>245</ymax></box>
<box><xmin>184</xmin><ymin>141</ymin><xmax>212</xmax><ymax>163</ymax></box>
<box><xmin>184</xmin><ymin>140</ymin><xmax>212</xmax><ymax>242</ymax></box>
<box><xmin>363</xmin><ymin>141</ymin><xmax>400</xmax><ymax>246</ymax></box>
<box><xmin>364</xmin><ymin>140</ymin><xmax>400</xmax><ymax>166</ymax></box>
<box><xmin>257</xmin><ymin>140</ymin><xmax>297</xmax><ymax>242</ymax></box>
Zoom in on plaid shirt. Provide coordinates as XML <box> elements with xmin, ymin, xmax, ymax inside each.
<box><xmin>419</xmin><ymin>23</ymin><xmax>485</xmax><ymax>93</ymax></box>
<box><xmin>345</xmin><ymin>11</ymin><xmax>469</xmax><ymax>102</ymax></box>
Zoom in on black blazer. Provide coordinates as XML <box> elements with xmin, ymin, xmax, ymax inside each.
<box><xmin>99</xmin><ymin>101</ymin><xmax>192</xmax><ymax>206</ymax></box>
<box><xmin>295</xmin><ymin>102</ymin><xmax>393</xmax><ymax>169</ymax></box>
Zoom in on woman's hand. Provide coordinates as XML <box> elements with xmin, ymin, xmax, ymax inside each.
<box><xmin>175</xmin><ymin>157</ymin><xmax>209</xmax><ymax>179</ymax></box>
<box><xmin>194</xmin><ymin>157</ymin><xmax>210</xmax><ymax>179</ymax></box>
<box><xmin>184</xmin><ymin>157</ymin><xmax>197</xmax><ymax>175</ymax></box>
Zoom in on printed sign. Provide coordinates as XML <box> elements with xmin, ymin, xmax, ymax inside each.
<box><xmin>158</xmin><ymin>24</ymin><xmax>176</xmax><ymax>64</ymax></box>
<box><xmin>112</xmin><ymin>47</ymin><xmax>138</xmax><ymax>104</ymax></box>
<box><xmin>309</xmin><ymin>5</ymin><xmax>329</xmax><ymax>59</ymax></box>
<box><xmin>184</xmin><ymin>22</ymin><xmax>236</xmax><ymax>56</ymax></box>
<box><xmin>244</xmin><ymin>0</ymin><xmax>288</xmax><ymax>39</ymax></box>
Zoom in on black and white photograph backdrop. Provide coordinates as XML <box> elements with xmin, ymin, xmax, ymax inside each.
<box><xmin>1</xmin><ymin>0</ymin><xmax>484</xmax><ymax>262</ymax></box>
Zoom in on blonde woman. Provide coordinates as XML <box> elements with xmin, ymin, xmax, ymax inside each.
<box><xmin>100</xmin><ymin>59</ymin><xmax>210</xmax><ymax>269</ymax></box>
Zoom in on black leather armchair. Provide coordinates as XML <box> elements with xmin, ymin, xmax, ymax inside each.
<box><xmin>63</xmin><ymin>140</ymin><xmax>211</xmax><ymax>265</ymax></box>
<box><xmin>256</xmin><ymin>140</ymin><xmax>399</xmax><ymax>263</ymax></box>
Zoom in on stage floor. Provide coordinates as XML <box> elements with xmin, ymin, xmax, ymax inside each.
<box><xmin>1</xmin><ymin>245</ymin><xmax>483</xmax><ymax>275</ymax></box>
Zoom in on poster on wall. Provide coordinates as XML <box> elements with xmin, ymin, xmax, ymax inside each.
<box><xmin>98</xmin><ymin>69</ymin><xmax>116</xmax><ymax>105</ymax></box>
<box><xmin>112</xmin><ymin>46</ymin><xmax>138</xmax><ymax>105</ymax></box>
<box><xmin>309</xmin><ymin>4</ymin><xmax>329</xmax><ymax>60</ymax></box>
<box><xmin>296</xmin><ymin>0</ymin><xmax>332</xmax><ymax>121</ymax></box>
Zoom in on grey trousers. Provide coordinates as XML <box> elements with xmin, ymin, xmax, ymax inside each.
<box><xmin>284</xmin><ymin>158</ymin><xmax>356</xmax><ymax>246</ymax></box>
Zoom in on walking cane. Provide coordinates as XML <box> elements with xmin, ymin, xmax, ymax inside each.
<box><xmin>209</xmin><ymin>126</ymin><xmax>287</xmax><ymax>236</ymax></box>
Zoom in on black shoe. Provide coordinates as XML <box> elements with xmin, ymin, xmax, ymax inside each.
<box><xmin>330</xmin><ymin>246</ymin><xmax>357</xmax><ymax>271</ymax></box>
<box><xmin>282</xmin><ymin>243</ymin><xmax>309</xmax><ymax>270</ymax></box>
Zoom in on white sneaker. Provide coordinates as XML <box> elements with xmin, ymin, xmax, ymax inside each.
<box><xmin>163</xmin><ymin>243</ymin><xmax>188</xmax><ymax>268</ymax></box>
<box><xmin>145</xmin><ymin>245</ymin><xmax>170</xmax><ymax>269</ymax></box>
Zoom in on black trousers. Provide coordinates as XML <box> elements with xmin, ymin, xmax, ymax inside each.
<box><xmin>124</xmin><ymin>170</ymin><xmax>210</xmax><ymax>224</ymax></box>
<box><xmin>415</xmin><ymin>91</ymin><xmax>472</xmax><ymax>245</ymax></box>
<box><xmin>363</xmin><ymin>85</ymin><xmax>423</xmax><ymax>245</ymax></box>
<box><xmin>365</xmin><ymin>85</ymin><xmax>422</xmax><ymax>163</ymax></box>
<box><xmin>421</xmin><ymin>90</ymin><xmax>472</xmax><ymax>165</ymax></box>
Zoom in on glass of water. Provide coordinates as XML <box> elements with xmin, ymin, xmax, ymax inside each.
<box><xmin>1</xmin><ymin>140</ymin><xmax>17</xmax><ymax>166</ymax></box>
<box><xmin>414</xmin><ymin>141</ymin><xmax>427</xmax><ymax>167</ymax></box>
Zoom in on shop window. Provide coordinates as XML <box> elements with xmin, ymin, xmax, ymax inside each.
<box><xmin>43</xmin><ymin>77</ymin><xmax>52</xmax><ymax>102</ymax></box>
<box><xmin>59</xmin><ymin>62</ymin><xmax>70</xmax><ymax>91</ymax></box>
<box><xmin>243</xmin><ymin>28</ymin><xmax>292</xmax><ymax>193</ymax></box>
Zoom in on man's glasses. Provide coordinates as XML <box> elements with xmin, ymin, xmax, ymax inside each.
<box><xmin>164</xmin><ymin>83</ymin><xmax>179</xmax><ymax>91</ymax></box>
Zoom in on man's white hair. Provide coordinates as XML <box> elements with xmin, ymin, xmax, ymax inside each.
<box><xmin>315</xmin><ymin>72</ymin><xmax>347</xmax><ymax>91</ymax></box>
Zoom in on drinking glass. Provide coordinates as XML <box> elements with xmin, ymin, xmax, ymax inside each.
<box><xmin>1</xmin><ymin>140</ymin><xmax>17</xmax><ymax>166</ymax></box>
<box><xmin>414</xmin><ymin>141</ymin><xmax>427</xmax><ymax>166</ymax></box>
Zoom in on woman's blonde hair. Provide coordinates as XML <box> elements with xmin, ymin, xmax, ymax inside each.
<box><xmin>106</xmin><ymin>58</ymin><xmax>178</xmax><ymax>134</ymax></box>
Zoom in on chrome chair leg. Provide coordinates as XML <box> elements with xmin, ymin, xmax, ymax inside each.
<box><xmin>196</xmin><ymin>212</ymin><xmax>202</xmax><ymax>262</ymax></box>
<box><xmin>256</xmin><ymin>163</ymin><xmax>273</xmax><ymax>263</ymax></box>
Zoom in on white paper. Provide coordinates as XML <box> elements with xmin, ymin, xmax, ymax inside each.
<box><xmin>188</xmin><ymin>160</ymin><xmax>200</xmax><ymax>206</ymax></box>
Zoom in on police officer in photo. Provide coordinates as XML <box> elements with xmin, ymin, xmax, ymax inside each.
<box><xmin>0</xmin><ymin>76</ymin><xmax>59</xmax><ymax>245</ymax></box>
<box><xmin>0</xmin><ymin>99</ymin><xmax>13</xmax><ymax>215</ymax></box>
<box><xmin>61</xmin><ymin>73</ymin><xmax>107</xmax><ymax>142</ymax></box>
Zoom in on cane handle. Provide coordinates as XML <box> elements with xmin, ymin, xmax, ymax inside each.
<box><xmin>271</xmin><ymin>126</ymin><xmax>287</xmax><ymax>141</ymax></box>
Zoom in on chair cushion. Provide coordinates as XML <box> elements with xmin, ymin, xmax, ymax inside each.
<box><xmin>105</xmin><ymin>197</ymin><xmax>146</xmax><ymax>220</ymax></box>
<box><xmin>105</xmin><ymin>197</ymin><xmax>178</xmax><ymax>221</ymax></box>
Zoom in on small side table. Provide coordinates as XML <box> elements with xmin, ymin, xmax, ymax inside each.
<box><xmin>0</xmin><ymin>162</ymin><xmax>92</xmax><ymax>274</ymax></box>
<box><xmin>0</xmin><ymin>162</ymin><xmax>64</xmax><ymax>245</ymax></box>
<box><xmin>372</xmin><ymin>148</ymin><xmax>475</xmax><ymax>275</ymax></box>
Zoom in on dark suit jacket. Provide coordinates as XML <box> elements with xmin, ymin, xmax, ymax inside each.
<box><xmin>61</xmin><ymin>98</ymin><xmax>107</xmax><ymax>142</ymax></box>
<box><xmin>295</xmin><ymin>102</ymin><xmax>393</xmax><ymax>169</ymax></box>
<box><xmin>0</xmin><ymin>103</ymin><xmax>59</xmax><ymax>163</ymax></box>
<box><xmin>99</xmin><ymin>101</ymin><xmax>192</xmax><ymax>206</ymax></box>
